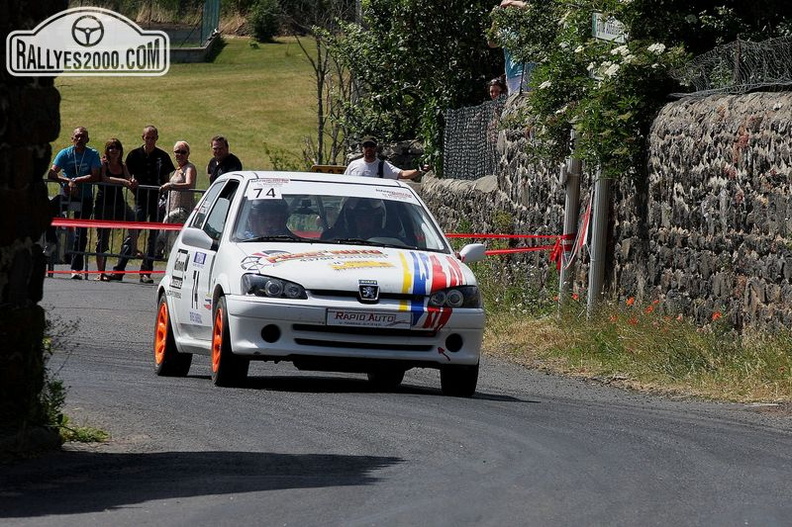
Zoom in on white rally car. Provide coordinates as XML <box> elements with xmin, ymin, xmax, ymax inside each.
<box><xmin>153</xmin><ymin>171</ymin><xmax>486</xmax><ymax>396</ymax></box>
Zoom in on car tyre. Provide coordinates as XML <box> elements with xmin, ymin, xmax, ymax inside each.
<box><xmin>367</xmin><ymin>369</ymin><xmax>405</xmax><ymax>391</ymax></box>
<box><xmin>440</xmin><ymin>363</ymin><xmax>479</xmax><ymax>397</ymax></box>
<box><xmin>154</xmin><ymin>294</ymin><xmax>192</xmax><ymax>376</ymax></box>
<box><xmin>211</xmin><ymin>296</ymin><xmax>249</xmax><ymax>387</ymax></box>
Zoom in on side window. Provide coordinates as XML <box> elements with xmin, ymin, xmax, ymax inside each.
<box><xmin>201</xmin><ymin>180</ymin><xmax>240</xmax><ymax>244</ymax></box>
<box><xmin>189</xmin><ymin>182</ymin><xmax>225</xmax><ymax>229</ymax></box>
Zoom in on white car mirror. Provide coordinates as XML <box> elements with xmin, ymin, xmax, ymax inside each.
<box><xmin>458</xmin><ymin>243</ymin><xmax>486</xmax><ymax>263</ymax></box>
<box><xmin>181</xmin><ymin>227</ymin><xmax>214</xmax><ymax>250</ymax></box>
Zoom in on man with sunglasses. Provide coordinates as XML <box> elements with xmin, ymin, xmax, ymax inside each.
<box><xmin>109</xmin><ymin>125</ymin><xmax>175</xmax><ymax>283</ymax></box>
<box><xmin>47</xmin><ymin>126</ymin><xmax>102</xmax><ymax>279</ymax></box>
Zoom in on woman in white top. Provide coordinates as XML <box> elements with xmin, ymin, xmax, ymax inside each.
<box><xmin>157</xmin><ymin>140</ymin><xmax>197</xmax><ymax>258</ymax></box>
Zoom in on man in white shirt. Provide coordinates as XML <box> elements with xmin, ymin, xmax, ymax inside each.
<box><xmin>343</xmin><ymin>136</ymin><xmax>424</xmax><ymax>180</ymax></box>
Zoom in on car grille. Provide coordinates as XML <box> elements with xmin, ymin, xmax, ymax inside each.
<box><xmin>310</xmin><ymin>290</ymin><xmax>424</xmax><ymax>303</ymax></box>
<box><xmin>291</xmin><ymin>323</ymin><xmax>436</xmax><ymax>351</ymax></box>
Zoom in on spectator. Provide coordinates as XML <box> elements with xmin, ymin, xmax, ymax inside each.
<box><xmin>343</xmin><ymin>136</ymin><xmax>424</xmax><ymax>180</ymax></box>
<box><xmin>110</xmin><ymin>125</ymin><xmax>175</xmax><ymax>283</ymax></box>
<box><xmin>488</xmin><ymin>77</ymin><xmax>507</xmax><ymax>99</ymax></box>
<box><xmin>488</xmin><ymin>0</ymin><xmax>536</xmax><ymax>94</ymax></box>
<box><xmin>207</xmin><ymin>135</ymin><xmax>242</xmax><ymax>184</ymax></box>
<box><xmin>156</xmin><ymin>140</ymin><xmax>197</xmax><ymax>264</ymax></box>
<box><xmin>94</xmin><ymin>138</ymin><xmax>137</xmax><ymax>281</ymax></box>
<box><xmin>47</xmin><ymin>126</ymin><xmax>101</xmax><ymax>280</ymax></box>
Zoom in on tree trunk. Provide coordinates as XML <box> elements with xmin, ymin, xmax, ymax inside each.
<box><xmin>0</xmin><ymin>0</ymin><xmax>65</xmax><ymax>452</ymax></box>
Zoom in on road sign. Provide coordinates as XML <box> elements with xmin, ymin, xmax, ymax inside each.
<box><xmin>592</xmin><ymin>12</ymin><xmax>627</xmax><ymax>44</ymax></box>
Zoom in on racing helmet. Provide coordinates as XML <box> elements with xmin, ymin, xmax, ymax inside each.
<box><xmin>248</xmin><ymin>198</ymin><xmax>289</xmax><ymax>233</ymax></box>
<box><xmin>250</xmin><ymin>198</ymin><xmax>289</xmax><ymax>218</ymax></box>
<box><xmin>344</xmin><ymin>197</ymin><xmax>386</xmax><ymax>228</ymax></box>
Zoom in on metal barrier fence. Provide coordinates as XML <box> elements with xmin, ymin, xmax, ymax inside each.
<box><xmin>671</xmin><ymin>36</ymin><xmax>792</xmax><ymax>97</ymax></box>
<box><xmin>443</xmin><ymin>96</ymin><xmax>506</xmax><ymax>180</ymax></box>
<box><xmin>45</xmin><ymin>180</ymin><xmax>204</xmax><ymax>279</ymax></box>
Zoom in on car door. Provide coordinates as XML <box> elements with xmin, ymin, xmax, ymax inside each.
<box><xmin>172</xmin><ymin>179</ymin><xmax>239</xmax><ymax>341</ymax></box>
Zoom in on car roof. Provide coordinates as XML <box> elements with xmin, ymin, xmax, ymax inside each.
<box><xmin>216</xmin><ymin>170</ymin><xmax>408</xmax><ymax>188</ymax></box>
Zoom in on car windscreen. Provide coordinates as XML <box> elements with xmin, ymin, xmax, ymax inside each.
<box><xmin>231</xmin><ymin>180</ymin><xmax>450</xmax><ymax>251</ymax></box>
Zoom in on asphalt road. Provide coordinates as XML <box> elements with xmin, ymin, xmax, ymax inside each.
<box><xmin>2</xmin><ymin>276</ymin><xmax>792</xmax><ymax>526</ymax></box>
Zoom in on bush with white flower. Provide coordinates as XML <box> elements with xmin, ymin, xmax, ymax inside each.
<box><xmin>488</xmin><ymin>0</ymin><xmax>690</xmax><ymax>179</ymax></box>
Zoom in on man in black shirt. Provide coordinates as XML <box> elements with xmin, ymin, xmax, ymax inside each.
<box><xmin>207</xmin><ymin>135</ymin><xmax>242</xmax><ymax>184</ymax></box>
<box><xmin>110</xmin><ymin>125</ymin><xmax>175</xmax><ymax>283</ymax></box>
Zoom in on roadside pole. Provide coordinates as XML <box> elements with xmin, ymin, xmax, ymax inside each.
<box><xmin>587</xmin><ymin>170</ymin><xmax>609</xmax><ymax>317</ymax></box>
<box><xmin>559</xmin><ymin>130</ymin><xmax>581</xmax><ymax>306</ymax></box>
<box><xmin>584</xmin><ymin>12</ymin><xmax>624</xmax><ymax>317</ymax></box>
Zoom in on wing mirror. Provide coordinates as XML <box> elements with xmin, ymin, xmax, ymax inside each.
<box><xmin>457</xmin><ymin>243</ymin><xmax>486</xmax><ymax>263</ymax></box>
<box><xmin>180</xmin><ymin>227</ymin><xmax>214</xmax><ymax>250</ymax></box>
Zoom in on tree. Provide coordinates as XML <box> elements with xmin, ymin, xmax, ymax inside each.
<box><xmin>282</xmin><ymin>0</ymin><xmax>358</xmax><ymax>166</ymax></box>
<box><xmin>1</xmin><ymin>0</ymin><xmax>63</xmax><ymax>450</ymax></box>
<box><xmin>326</xmin><ymin>0</ymin><xmax>503</xmax><ymax>171</ymax></box>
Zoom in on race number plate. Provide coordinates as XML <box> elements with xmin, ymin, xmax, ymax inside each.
<box><xmin>326</xmin><ymin>309</ymin><xmax>411</xmax><ymax>329</ymax></box>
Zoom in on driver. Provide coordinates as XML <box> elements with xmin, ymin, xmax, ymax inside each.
<box><xmin>245</xmin><ymin>198</ymin><xmax>294</xmax><ymax>238</ymax></box>
<box><xmin>345</xmin><ymin>198</ymin><xmax>395</xmax><ymax>239</ymax></box>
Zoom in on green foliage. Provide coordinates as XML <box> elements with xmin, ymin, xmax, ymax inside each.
<box><xmin>489</xmin><ymin>0</ymin><xmax>792</xmax><ymax>180</ymax></box>
<box><xmin>34</xmin><ymin>316</ymin><xmax>76</xmax><ymax>429</ymax></box>
<box><xmin>326</xmin><ymin>0</ymin><xmax>502</xmax><ymax>170</ymax></box>
<box><xmin>249</xmin><ymin>0</ymin><xmax>280</xmax><ymax>42</ymax></box>
<box><xmin>264</xmin><ymin>144</ymin><xmax>310</xmax><ymax>171</ymax></box>
<box><xmin>59</xmin><ymin>416</ymin><xmax>110</xmax><ymax>443</ymax></box>
<box><xmin>37</xmin><ymin>316</ymin><xmax>109</xmax><ymax>444</ymax></box>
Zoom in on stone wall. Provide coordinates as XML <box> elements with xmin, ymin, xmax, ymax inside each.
<box><xmin>419</xmin><ymin>91</ymin><xmax>792</xmax><ymax>329</ymax></box>
<box><xmin>1</xmin><ymin>0</ymin><xmax>64</xmax><ymax>445</ymax></box>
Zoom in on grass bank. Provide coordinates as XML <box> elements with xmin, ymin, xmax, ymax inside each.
<box><xmin>483</xmin><ymin>297</ymin><xmax>792</xmax><ymax>404</ymax></box>
<box><xmin>55</xmin><ymin>36</ymin><xmax>316</xmax><ymax>190</ymax></box>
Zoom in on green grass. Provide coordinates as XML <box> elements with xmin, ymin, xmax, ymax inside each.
<box><xmin>485</xmin><ymin>297</ymin><xmax>792</xmax><ymax>403</ymax></box>
<box><xmin>56</xmin><ymin>36</ymin><xmax>317</xmax><ymax>189</ymax></box>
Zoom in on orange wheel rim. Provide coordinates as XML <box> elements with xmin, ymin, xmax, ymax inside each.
<box><xmin>154</xmin><ymin>302</ymin><xmax>168</xmax><ymax>364</ymax></box>
<box><xmin>211</xmin><ymin>308</ymin><xmax>223</xmax><ymax>372</ymax></box>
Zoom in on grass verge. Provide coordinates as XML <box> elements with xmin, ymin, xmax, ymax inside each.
<box><xmin>484</xmin><ymin>297</ymin><xmax>792</xmax><ymax>403</ymax></box>
<box><xmin>56</xmin><ymin>36</ymin><xmax>316</xmax><ymax>190</ymax></box>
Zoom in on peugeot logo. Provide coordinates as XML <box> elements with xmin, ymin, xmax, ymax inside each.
<box><xmin>72</xmin><ymin>15</ymin><xmax>104</xmax><ymax>47</ymax></box>
<box><xmin>359</xmin><ymin>284</ymin><xmax>379</xmax><ymax>303</ymax></box>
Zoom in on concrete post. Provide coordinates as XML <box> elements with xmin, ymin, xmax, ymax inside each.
<box><xmin>587</xmin><ymin>170</ymin><xmax>610</xmax><ymax>317</ymax></box>
<box><xmin>559</xmin><ymin>155</ymin><xmax>581</xmax><ymax>304</ymax></box>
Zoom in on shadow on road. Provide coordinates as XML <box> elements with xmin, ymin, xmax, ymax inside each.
<box><xmin>0</xmin><ymin>450</ymin><xmax>402</xmax><ymax>518</ymax></box>
<box><xmin>182</xmin><ymin>373</ymin><xmax>529</xmax><ymax>402</ymax></box>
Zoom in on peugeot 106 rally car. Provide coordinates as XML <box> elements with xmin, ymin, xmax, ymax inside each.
<box><xmin>153</xmin><ymin>171</ymin><xmax>486</xmax><ymax>396</ymax></box>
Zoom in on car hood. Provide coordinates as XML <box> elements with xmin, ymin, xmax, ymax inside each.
<box><xmin>229</xmin><ymin>242</ymin><xmax>477</xmax><ymax>294</ymax></box>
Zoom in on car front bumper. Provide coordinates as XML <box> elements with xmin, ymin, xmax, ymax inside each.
<box><xmin>225</xmin><ymin>294</ymin><xmax>484</xmax><ymax>367</ymax></box>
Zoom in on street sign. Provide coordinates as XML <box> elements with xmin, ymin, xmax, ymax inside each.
<box><xmin>592</xmin><ymin>12</ymin><xmax>627</xmax><ymax>44</ymax></box>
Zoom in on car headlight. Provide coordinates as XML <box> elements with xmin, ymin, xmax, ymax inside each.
<box><xmin>428</xmin><ymin>286</ymin><xmax>480</xmax><ymax>308</ymax></box>
<box><xmin>241</xmin><ymin>274</ymin><xmax>307</xmax><ymax>299</ymax></box>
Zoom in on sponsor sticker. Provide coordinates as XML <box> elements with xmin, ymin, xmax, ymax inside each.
<box><xmin>171</xmin><ymin>249</ymin><xmax>189</xmax><ymax>290</ymax></box>
<box><xmin>6</xmin><ymin>7</ymin><xmax>169</xmax><ymax>77</ymax></box>
<box><xmin>326</xmin><ymin>309</ymin><xmax>411</xmax><ymax>329</ymax></box>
